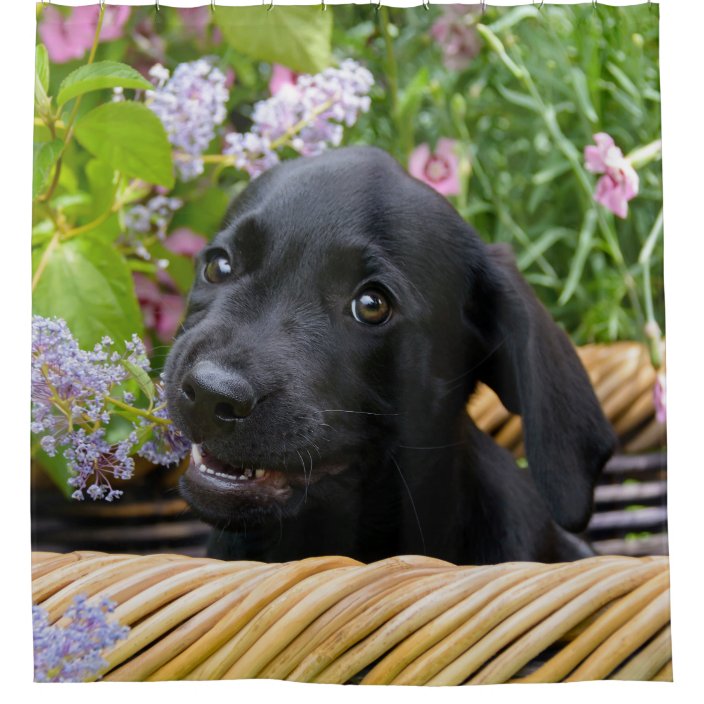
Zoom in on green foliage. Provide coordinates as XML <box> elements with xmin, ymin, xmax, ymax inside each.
<box><xmin>215</xmin><ymin>6</ymin><xmax>333</xmax><ymax>74</ymax></box>
<box><xmin>74</xmin><ymin>102</ymin><xmax>174</xmax><ymax>187</ymax></box>
<box><xmin>57</xmin><ymin>61</ymin><xmax>152</xmax><ymax>107</ymax></box>
<box><xmin>31</xmin><ymin>3</ymin><xmax>663</xmax><ymax>496</ymax></box>
<box><xmin>32</xmin><ymin>236</ymin><xmax>143</xmax><ymax>347</ymax></box>
<box><xmin>32</xmin><ymin>139</ymin><xmax>62</xmax><ymax>198</ymax></box>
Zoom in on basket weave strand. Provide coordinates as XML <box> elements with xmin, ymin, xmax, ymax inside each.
<box><xmin>31</xmin><ymin>551</ymin><xmax>671</xmax><ymax>683</ymax></box>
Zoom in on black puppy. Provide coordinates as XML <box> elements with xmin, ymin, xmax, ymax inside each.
<box><xmin>165</xmin><ymin>146</ymin><xmax>615</xmax><ymax>565</ymax></box>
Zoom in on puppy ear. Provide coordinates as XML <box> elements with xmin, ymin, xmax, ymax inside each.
<box><xmin>471</xmin><ymin>243</ymin><xmax>615</xmax><ymax>532</ymax></box>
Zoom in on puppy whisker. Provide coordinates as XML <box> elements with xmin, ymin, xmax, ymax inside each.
<box><xmin>388</xmin><ymin>453</ymin><xmax>426</xmax><ymax>556</ymax></box>
<box><xmin>321</xmin><ymin>409</ymin><xmax>402</xmax><ymax>417</ymax></box>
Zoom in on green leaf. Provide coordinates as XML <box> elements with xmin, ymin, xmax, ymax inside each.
<box><xmin>32</xmin><ymin>139</ymin><xmax>63</xmax><ymax>199</ymax></box>
<box><xmin>32</xmin><ymin>236</ymin><xmax>143</xmax><ymax>348</ymax></box>
<box><xmin>121</xmin><ymin>359</ymin><xmax>155</xmax><ymax>406</ymax></box>
<box><xmin>559</xmin><ymin>208</ymin><xmax>598</xmax><ymax>305</ymax></box>
<box><xmin>85</xmin><ymin>159</ymin><xmax>118</xmax><ymax>219</ymax></box>
<box><xmin>495</xmin><ymin>84</ymin><xmax>539</xmax><ymax>112</ymax></box>
<box><xmin>570</xmin><ymin>68</ymin><xmax>598</xmax><ymax>124</ymax></box>
<box><xmin>57</xmin><ymin>61</ymin><xmax>152</xmax><ymax>107</ymax></box>
<box><xmin>35</xmin><ymin>44</ymin><xmax>49</xmax><ymax>94</ymax></box>
<box><xmin>216</xmin><ymin>6</ymin><xmax>332</xmax><ymax>74</ymax></box>
<box><xmin>75</xmin><ymin>101</ymin><xmax>174</xmax><ymax>188</ymax></box>
<box><xmin>487</xmin><ymin>5</ymin><xmax>540</xmax><ymax>33</ymax></box>
<box><xmin>35</xmin><ymin>44</ymin><xmax>51</xmax><ymax>117</ymax></box>
<box><xmin>33</xmin><ymin>446</ymin><xmax>74</xmax><ymax>499</ymax></box>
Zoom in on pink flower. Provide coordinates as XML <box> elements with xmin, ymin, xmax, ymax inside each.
<box><xmin>408</xmin><ymin>139</ymin><xmax>461</xmax><ymax>196</ymax></box>
<box><xmin>178</xmin><ymin>7</ymin><xmax>212</xmax><ymax>38</ymax></box>
<box><xmin>430</xmin><ymin>5</ymin><xmax>481</xmax><ymax>71</ymax></box>
<box><xmin>39</xmin><ymin>4</ymin><xmax>131</xmax><ymax>64</ymax></box>
<box><xmin>133</xmin><ymin>273</ymin><xmax>185</xmax><ymax>346</ymax></box>
<box><xmin>269</xmin><ymin>64</ymin><xmax>298</xmax><ymax>96</ymax></box>
<box><xmin>653</xmin><ymin>372</ymin><xmax>666</xmax><ymax>424</ymax></box>
<box><xmin>584</xmin><ymin>133</ymin><xmax>639</xmax><ymax>219</ymax></box>
<box><xmin>164</xmin><ymin>228</ymin><xmax>207</xmax><ymax>258</ymax></box>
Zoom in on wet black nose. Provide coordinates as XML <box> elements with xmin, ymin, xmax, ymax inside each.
<box><xmin>179</xmin><ymin>361</ymin><xmax>257</xmax><ymax>425</ymax></box>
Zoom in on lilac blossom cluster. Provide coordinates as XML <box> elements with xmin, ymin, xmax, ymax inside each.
<box><xmin>223</xmin><ymin>59</ymin><xmax>374</xmax><ymax>178</ymax></box>
<box><xmin>138</xmin><ymin>380</ymin><xmax>192</xmax><ymax>466</ymax></box>
<box><xmin>146</xmin><ymin>59</ymin><xmax>230</xmax><ymax>181</ymax></box>
<box><xmin>123</xmin><ymin>194</ymin><xmax>182</xmax><ymax>261</ymax></box>
<box><xmin>33</xmin><ymin>594</ymin><xmax>129</xmax><ymax>682</ymax></box>
<box><xmin>32</xmin><ymin>316</ymin><xmax>190</xmax><ymax>500</ymax></box>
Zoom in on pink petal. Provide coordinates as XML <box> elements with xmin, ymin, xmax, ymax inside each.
<box><xmin>595</xmin><ymin>175</ymin><xmax>629</xmax><ymax>219</ymax></box>
<box><xmin>132</xmin><ymin>272</ymin><xmax>161</xmax><ymax>304</ymax></box>
<box><xmin>593</xmin><ymin>132</ymin><xmax>615</xmax><ymax>154</ymax></box>
<box><xmin>164</xmin><ymin>228</ymin><xmax>207</xmax><ymax>258</ymax></box>
<box><xmin>99</xmin><ymin>6</ymin><xmax>131</xmax><ymax>42</ymax></box>
<box><xmin>408</xmin><ymin>142</ymin><xmax>460</xmax><ymax>197</ymax></box>
<box><xmin>39</xmin><ymin>7</ymin><xmax>88</xmax><ymax>63</ymax></box>
<box><xmin>408</xmin><ymin>144</ymin><xmax>432</xmax><ymax>182</ymax></box>
<box><xmin>154</xmin><ymin>294</ymin><xmax>185</xmax><ymax>343</ymax></box>
<box><xmin>178</xmin><ymin>7</ymin><xmax>211</xmax><ymax>37</ymax></box>
<box><xmin>269</xmin><ymin>64</ymin><xmax>298</xmax><ymax>96</ymax></box>
<box><xmin>584</xmin><ymin>145</ymin><xmax>606</xmax><ymax>173</ymax></box>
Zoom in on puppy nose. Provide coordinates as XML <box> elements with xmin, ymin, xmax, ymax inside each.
<box><xmin>180</xmin><ymin>361</ymin><xmax>257</xmax><ymax>423</ymax></box>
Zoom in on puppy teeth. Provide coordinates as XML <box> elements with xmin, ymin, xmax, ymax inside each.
<box><xmin>255</xmin><ymin>469</ymin><xmax>266</xmax><ymax>479</ymax></box>
<box><xmin>244</xmin><ymin>469</ymin><xmax>253</xmax><ymax>479</ymax></box>
<box><xmin>191</xmin><ymin>444</ymin><xmax>203</xmax><ymax>465</ymax></box>
<box><xmin>199</xmin><ymin>464</ymin><xmax>207</xmax><ymax>473</ymax></box>
<box><xmin>205</xmin><ymin>468</ymin><xmax>215</xmax><ymax>475</ymax></box>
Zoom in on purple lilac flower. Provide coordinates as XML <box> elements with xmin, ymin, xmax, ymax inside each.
<box><xmin>137</xmin><ymin>381</ymin><xmax>191</xmax><ymax>466</ymax></box>
<box><xmin>32</xmin><ymin>317</ymin><xmax>149</xmax><ymax>500</ymax></box>
<box><xmin>223</xmin><ymin>59</ymin><xmax>374</xmax><ymax>178</ymax></box>
<box><xmin>123</xmin><ymin>194</ymin><xmax>183</xmax><ymax>261</ymax></box>
<box><xmin>146</xmin><ymin>59</ymin><xmax>230</xmax><ymax>181</ymax></box>
<box><xmin>33</xmin><ymin>594</ymin><xmax>129</xmax><ymax>682</ymax></box>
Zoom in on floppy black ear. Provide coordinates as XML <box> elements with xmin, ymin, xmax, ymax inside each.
<box><xmin>471</xmin><ymin>243</ymin><xmax>616</xmax><ymax>532</ymax></box>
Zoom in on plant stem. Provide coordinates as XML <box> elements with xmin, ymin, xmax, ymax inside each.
<box><xmin>478</xmin><ymin>23</ymin><xmax>646</xmax><ymax>334</ymax></box>
<box><xmin>39</xmin><ymin>6</ymin><xmax>105</xmax><ymax>205</ymax></box>
<box><xmin>32</xmin><ymin>231</ymin><xmax>60</xmax><ymax>291</ymax></box>
<box><xmin>105</xmin><ymin>396</ymin><xmax>172</xmax><ymax>426</ymax></box>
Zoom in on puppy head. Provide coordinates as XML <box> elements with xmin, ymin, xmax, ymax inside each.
<box><xmin>165</xmin><ymin>146</ymin><xmax>613</xmax><ymax>532</ymax></box>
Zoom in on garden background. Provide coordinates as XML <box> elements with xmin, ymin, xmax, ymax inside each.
<box><xmin>31</xmin><ymin>2</ymin><xmax>664</xmax><ymax>502</ymax></box>
<box><xmin>14</xmin><ymin>0</ymin><xmax>704</xmax><ymax>696</ymax></box>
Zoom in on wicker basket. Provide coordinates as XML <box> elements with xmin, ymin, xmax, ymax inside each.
<box><xmin>32</xmin><ymin>551</ymin><xmax>671</xmax><ymax>683</ymax></box>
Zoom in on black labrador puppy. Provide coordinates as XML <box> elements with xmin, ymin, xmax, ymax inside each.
<box><xmin>164</xmin><ymin>146</ymin><xmax>615</xmax><ymax>565</ymax></box>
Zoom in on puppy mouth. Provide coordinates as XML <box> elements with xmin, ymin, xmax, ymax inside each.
<box><xmin>185</xmin><ymin>443</ymin><xmax>293</xmax><ymax>496</ymax></box>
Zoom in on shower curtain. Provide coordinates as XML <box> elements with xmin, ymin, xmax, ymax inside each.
<box><xmin>30</xmin><ymin>2</ymin><xmax>667</xmax><ymax>684</ymax></box>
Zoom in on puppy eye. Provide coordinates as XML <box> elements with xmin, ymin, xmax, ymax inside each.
<box><xmin>351</xmin><ymin>289</ymin><xmax>391</xmax><ymax>325</ymax></box>
<box><xmin>203</xmin><ymin>252</ymin><xmax>232</xmax><ymax>284</ymax></box>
